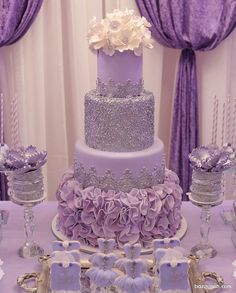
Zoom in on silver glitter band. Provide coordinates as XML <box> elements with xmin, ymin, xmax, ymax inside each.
<box><xmin>74</xmin><ymin>158</ymin><xmax>165</xmax><ymax>193</ymax></box>
<box><xmin>96</xmin><ymin>78</ymin><xmax>144</xmax><ymax>98</ymax></box>
<box><xmin>8</xmin><ymin>168</ymin><xmax>44</xmax><ymax>201</ymax></box>
<box><xmin>190</xmin><ymin>170</ymin><xmax>223</xmax><ymax>202</ymax></box>
<box><xmin>85</xmin><ymin>90</ymin><xmax>154</xmax><ymax>152</ymax></box>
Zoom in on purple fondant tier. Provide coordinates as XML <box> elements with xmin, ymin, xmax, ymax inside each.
<box><xmin>74</xmin><ymin>139</ymin><xmax>165</xmax><ymax>192</ymax></box>
<box><xmin>97</xmin><ymin>50</ymin><xmax>143</xmax><ymax>98</ymax></box>
<box><xmin>85</xmin><ymin>90</ymin><xmax>154</xmax><ymax>152</ymax></box>
<box><xmin>56</xmin><ymin>168</ymin><xmax>182</xmax><ymax>248</ymax></box>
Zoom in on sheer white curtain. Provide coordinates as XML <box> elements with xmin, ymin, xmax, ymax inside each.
<box><xmin>1</xmin><ymin>0</ymin><xmax>235</xmax><ymax>199</ymax></box>
<box><xmin>0</xmin><ymin>0</ymin><xmax>102</xmax><ymax>199</ymax></box>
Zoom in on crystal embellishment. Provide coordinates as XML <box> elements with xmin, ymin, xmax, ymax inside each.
<box><xmin>74</xmin><ymin>158</ymin><xmax>165</xmax><ymax>192</ymax></box>
<box><xmin>96</xmin><ymin>78</ymin><xmax>144</xmax><ymax>98</ymax></box>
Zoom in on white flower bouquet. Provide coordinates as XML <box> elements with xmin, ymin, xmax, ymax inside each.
<box><xmin>88</xmin><ymin>9</ymin><xmax>154</xmax><ymax>56</ymax></box>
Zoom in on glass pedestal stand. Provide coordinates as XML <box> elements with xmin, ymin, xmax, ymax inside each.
<box><xmin>11</xmin><ymin>195</ymin><xmax>46</xmax><ymax>258</ymax></box>
<box><xmin>8</xmin><ymin>168</ymin><xmax>46</xmax><ymax>258</ymax></box>
<box><xmin>189</xmin><ymin>193</ymin><xmax>223</xmax><ymax>259</ymax></box>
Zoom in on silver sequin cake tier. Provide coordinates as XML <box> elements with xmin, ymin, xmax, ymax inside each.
<box><xmin>85</xmin><ymin>90</ymin><xmax>154</xmax><ymax>152</ymax></box>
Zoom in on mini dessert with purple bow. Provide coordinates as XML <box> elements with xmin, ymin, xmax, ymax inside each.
<box><xmin>153</xmin><ymin>239</ymin><xmax>190</xmax><ymax>293</ymax></box>
<box><xmin>50</xmin><ymin>241</ymin><xmax>81</xmax><ymax>293</ymax></box>
<box><xmin>114</xmin><ymin>242</ymin><xmax>153</xmax><ymax>293</ymax></box>
<box><xmin>153</xmin><ymin>238</ymin><xmax>183</xmax><ymax>279</ymax></box>
<box><xmin>114</xmin><ymin>259</ymin><xmax>153</xmax><ymax>293</ymax></box>
<box><xmin>158</xmin><ymin>255</ymin><xmax>190</xmax><ymax>293</ymax></box>
<box><xmin>153</xmin><ymin>238</ymin><xmax>180</xmax><ymax>250</ymax></box>
<box><xmin>189</xmin><ymin>144</ymin><xmax>236</xmax><ymax>203</ymax></box>
<box><xmin>115</xmin><ymin>243</ymin><xmax>142</xmax><ymax>272</ymax></box>
<box><xmin>86</xmin><ymin>253</ymin><xmax>118</xmax><ymax>293</ymax></box>
<box><xmin>52</xmin><ymin>240</ymin><xmax>80</xmax><ymax>252</ymax></box>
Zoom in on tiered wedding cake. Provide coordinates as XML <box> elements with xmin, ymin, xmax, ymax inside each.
<box><xmin>56</xmin><ymin>10</ymin><xmax>182</xmax><ymax>248</ymax></box>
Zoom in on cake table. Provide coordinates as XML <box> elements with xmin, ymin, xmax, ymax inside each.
<box><xmin>0</xmin><ymin>201</ymin><xmax>235</xmax><ymax>292</ymax></box>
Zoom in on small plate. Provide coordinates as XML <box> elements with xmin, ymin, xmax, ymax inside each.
<box><xmin>51</xmin><ymin>214</ymin><xmax>188</xmax><ymax>255</ymax></box>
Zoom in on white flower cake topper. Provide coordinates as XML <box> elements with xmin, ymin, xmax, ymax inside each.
<box><xmin>88</xmin><ymin>9</ymin><xmax>154</xmax><ymax>56</ymax></box>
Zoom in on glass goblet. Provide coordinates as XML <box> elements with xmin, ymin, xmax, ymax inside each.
<box><xmin>189</xmin><ymin>194</ymin><xmax>223</xmax><ymax>259</ymax></box>
<box><xmin>8</xmin><ymin>168</ymin><xmax>46</xmax><ymax>258</ymax></box>
<box><xmin>188</xmin><ymin>170</ymin><xmax>224</xmax><ymax>259</ymax></box>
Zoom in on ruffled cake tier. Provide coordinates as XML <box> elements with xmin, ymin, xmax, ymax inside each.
<box><xmin>56</xmin><ymin>168</ymin><xmax>182</xmax><ymax>248</ymax></box>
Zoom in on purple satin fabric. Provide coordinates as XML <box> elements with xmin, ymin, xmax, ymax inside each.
<box><xmin>170</xmin><ymin>49</ymin><xmax>198</xmax><ymax>200</ymax></box>
<box><xmin>0</xmin><ymin>0</ymin><xmax>43</xmax><ymax>200</ymax></box>
<box><xmin>136</xmin><ymin>0</ymin><xmax>236</xmax><ymax>199</ymax></box>
<box><xmin>0</xmin><ymin>0</ymin><xmax>43</xmax><ymax>46</ymax></box>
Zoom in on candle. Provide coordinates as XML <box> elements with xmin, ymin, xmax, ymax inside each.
<box><xmin>212</xmin><ymin>96</ymin><xmax>218</xmax><ymax>145</ymax></box>
<box><xmin>231</xmin><ymin>98</ymin><xmax>236</xmax><ymax>147</ymax></box>
<box><xmin>226</xmin><ymin>96</ymin><xmax>231</xmax><ymax>143</ymax></box>
<box><xmin>214</xmin><ymin>98</ymin><xmax>219</xmax><ymax>145</ymax></box>
<box><xmin>211</xmin><ymin>96</ymin><xmax>217</xmax><ymax>144</ymax></box>
<box><xmin>10</xmin><ymin>96</ymin><xmax>20</xmax><ymax>148</ymax></box>
<box><xmin>221</xmin><ymin>102</ymin><xmax>225</xmax><ymax>147</ymax></box>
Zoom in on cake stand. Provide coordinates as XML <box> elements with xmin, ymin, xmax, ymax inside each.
<box><xmin>188</xmin><ymin>193</ymin><xmax>223</xmax><ymax>259</ymax></box>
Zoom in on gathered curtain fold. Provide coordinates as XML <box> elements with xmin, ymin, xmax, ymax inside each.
<box><xmin>136</xmin><ymin>0</ymin><xmax>236</xmax><ymax>199</ymax></box>
<box><xmin>0</xmin><ymin>0</ymin><xmax>43</xmax><ymax>200</ymax></box>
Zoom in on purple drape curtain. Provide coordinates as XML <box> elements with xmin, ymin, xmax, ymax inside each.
<box><xmin>136</xmin><ymin>0</ymin><xmax>236</xmax><ymax>200</ymax></box>
<box><xmin>0</xmin><ymin>0</ymin><xmax>43</xmax><ymax>200</ymax></box>
<box><xmin>0</xmin><ymin>0</ymin><xmax>43</xmax><ymax>46</ymax></box>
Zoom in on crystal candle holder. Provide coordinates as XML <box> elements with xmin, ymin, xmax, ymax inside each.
<box><xmin>189</xmin><ymin>170</ymin><xmax>224</xmax><ymax>259</ymax></box>
<box><xmin>8</xmin><ymin>168</ymin><xmax>46</xmax><ymax>258</ymax></box>
<box><xmin>190</xmin><ymin>170</ymin><xmax>223</xmax><ymax>204</ymax></box>
<box><xmin>9</xmin><ymin>168</ymin><xmax>44</xmax><ymax>201</ymax></box>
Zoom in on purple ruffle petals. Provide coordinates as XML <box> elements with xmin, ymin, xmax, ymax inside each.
<box><xmin>56</xmin><ymin>168</ymin><xmax>182</xmax><ymax>248</ymax></box>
